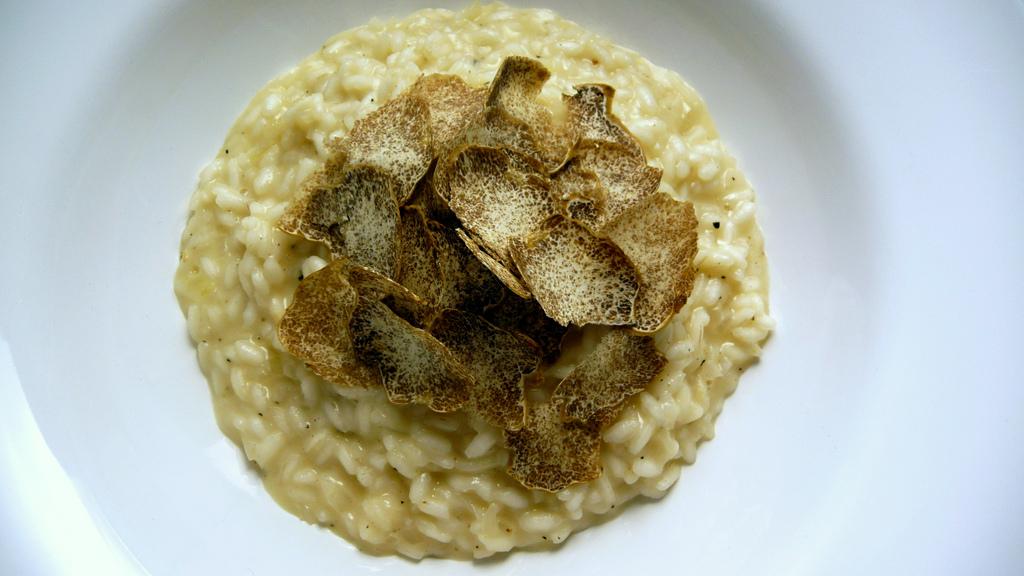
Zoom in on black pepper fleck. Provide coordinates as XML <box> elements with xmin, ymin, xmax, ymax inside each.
<box><xmin>712</xmin><ymin>221</ymin><xmax>720</xmax><ymax>229</ymax></box>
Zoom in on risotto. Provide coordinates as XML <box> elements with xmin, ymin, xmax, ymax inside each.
<box><xmin>174</xmin><ymin>3</ymin><xmax>772</xmax><ymax>559</ymax></box>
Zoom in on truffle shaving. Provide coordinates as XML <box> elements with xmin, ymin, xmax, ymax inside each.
<box><xmin>277</xmin><ymin>260</ymin><xmax>378</xmax><ymax>388</ymax></box>
<box><xmin>430</xmin><ymin>310</ymin><xmax>540</xmax><ymax>430</ymax></box>
<box><xmin>552</xmin><ymin>329</ymin><xmax>667</xmax><ymax>424</ymax></box>
<box><xmin>341</xmin><ymin>90</ymin><xmax>433</xmax><ymax>204</ymax></box>
<box><xmin>482</xmin><ymin>292</ymin><xmax>567</xmax><ymax>360</ymax></box>
<box><xmin>331</xmin><ymin>257</ymin><xmax>436</xmax><ymax>327</ymax></box>
<box><xmin>460</xmin><ymin>108</ymin><xmax>549</xmax><ymax>169</ymax></box>
<box><xmin>553</xmin><ymin>141</ymin><xmax>661</xmax><ymax>234</ymax></box>
<box><xmin>455</xmin><ymin>229</ymin><xmax>532</xmax><ymax>299</ymax></box>
<box><xmin>603</xmin><ymin>193</ymin><xmax>699</xmax><ymax>332</ymax></box>
<box><xmin>332</xmin><ymin>257</ymin><xmax>424</xmax><ymax>307</ymax></box>
<box><xmin>432</xmin><ymin>225</ymin><xmax>510</xmax><ymax>312</ymax></box>
<box><xmin>410</xmin><ymin>74</ymin><xmax>487</xmax><ymax>157</ymax></box>
<box><xmin>504</xmin><ymin>401</ymin><xmax>602</xmax><ymax>492</ymax></box>
<box><xmin>564</xmin><ymin>84</ymin><xmax>644</xmax><ymax>160</ymax></box>
<box><xmin>406</xmin><ymin>163</ymin><xmax>458</xmax><ymax>226</ymax></box>
<box><xmin>350</xmin><ymin>298</ymin><xmax>473</xmax><ymax>412</ymax></box>
<box><xmin>392</xmin><ymin>206</ymin><xmax>445</xmax><ymax>323</ymax></box>
<box><xmin>485</xmin><ymin>56</ymin><xmax>551</xmax><ymax>128</ymax></box>
<box><xmin>278</xmin><ymin>164</ymin><xmax>401</xmax><ymax>278</ymax></box>
<box><xmin>465</xmin><ymin>56</ymin><xmax>569</xmax><ymax>169</ymax></box>
<box><xmin>509</xmin><ymin>216</ymin><xmax>639</xmax><ymax>326</ymax></box>
<box><xmin>443</xmin><ymin>146</ymin><xmax>558</xmax><ymax>267</ymax></box>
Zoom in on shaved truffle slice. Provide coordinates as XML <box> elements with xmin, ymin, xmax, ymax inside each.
<box><xmin>324</xmin><ymin>257</ymin><xmax>434</xmax><ymax>324</ymax></box>
<box><xmin>482</xmin><ymin>292</ymin><xmax>567</xmax><ymax>360</ymax></box>
<box><xmin>406</xmin><ymin>163</ymin><xmax>457</xmax><ymax>226</ymax></box>
<box><xmin>430</xmin><ymin>310</ymin><xmax>540</xmax><ymax>430</ymax></box>
<box><xmin>550</xmin><ymin>159</ymin><xmax>603</xmax><ymax>202</ymax></box>
<box><xmin>505</xmin><ymin>401</ymin><xmax>602</xmax><ymax>492</ymax></box>
<box><xmin>342</xmin><ymin>90</ymin><xmax>432</xmax><ymax>203</ymax></box>
<box><xmin>510</xmin><ymin>217</ymin><xmax>639</xmax><ymax>326</ymax></box>
<box><xmin>336</xmin><ymin>258</ymin><xmax>423</xmax><ymax>306</ymax></box>
<box><xmin>411</xmin><ymin>74</ymin><xmax>487</xmax><ymax>157</ymax></box>
<box><xmin>603</xmin><ymin>193</ymin><xmax>699</xmax><ymax>332</ymax></box>
<box><xmin>395</xmin><ymin>207</ymin><xmax>442</xmax><ymax>303</ymax></box>
<box><xmin>350</xmin><ymin>298</ymin><xmax>473</xmax><ymax>412</ymax></box>
<box><xmin>553</xmin><ymin>141</ymin><xmax>661</xmax><ymax>233</ymax></box>
<box><xmin>552</xmin><ymin>166</ymin><xmax>607</xmax><ymax>228</ymax></box>
<box><xmin>392</xmin><ymin>207</ymin><xmax>444</xmax><ymax>323</ymax></box>
<box><xmin>486</xmin><ymin>56</ymin><xmax>551</xmax><ymax>126</ymax></box>
<box><xmin>552</xmin><ymin>329</ymin><xmax>667</xmax><ymax>424</ymax></box>
<box><xmin>432</xmin><ymin>225</ymin><xmax>510</xmax><ymax>312</ymax></box>
<box><xmin>462</xmin><ymin>56</ymin><xmax>569</xmax><ymax>169</ymax></box>
<box><xmin>455</xmin><ymin>229</ymin><xmax>531</xmax><ymax>299</ymax></box>
<box><xmin>277</xmin><ymin>261</ymin><xmax>378</xmax><ymax>388</ymax></box>
<box><xmin>564</xmin><ymin>84</ymin><xmax>644</xmax><ymax>160</ymax></box>
<box><xmin>442</xmin><ymin>146</ymin><xmax>558</xmax><ymax>267</ymax></box>
<box><xmin>461</xmin><ymin>107</ymin><xmax>569</xmax><ymax>172</ymax></box>
<box><xmin>302</xmin><ymin>148</ymin><xmax>349</xmax><ymax>190</ymax></box>
<box><xmin>278</xmin><ymin>165</ymin><xmax>401</xmax><ymax>277</ymax></box>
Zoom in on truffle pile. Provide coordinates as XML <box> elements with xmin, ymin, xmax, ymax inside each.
<box><xmin>276</xmin><ymin>56</ymin><xmax>698</xmax><ymax>491</ymax></box>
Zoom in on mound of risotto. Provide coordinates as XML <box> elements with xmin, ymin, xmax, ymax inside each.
<box><xmin>175</xmin><ymin>3</ymin><xmax>772</xmax><ymax>559</ymax></box>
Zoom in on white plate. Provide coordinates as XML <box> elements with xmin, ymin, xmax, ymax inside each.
<box><xmin>1</xmin><ymin>1</ymin><xmax>1022</xmax><ymax>574</ymax></box>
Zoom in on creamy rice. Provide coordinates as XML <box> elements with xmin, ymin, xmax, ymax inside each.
<box><xmin>174</xmin><ymin>3</ymin><xmax>772</xmax><ymax>559</ymax></box>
